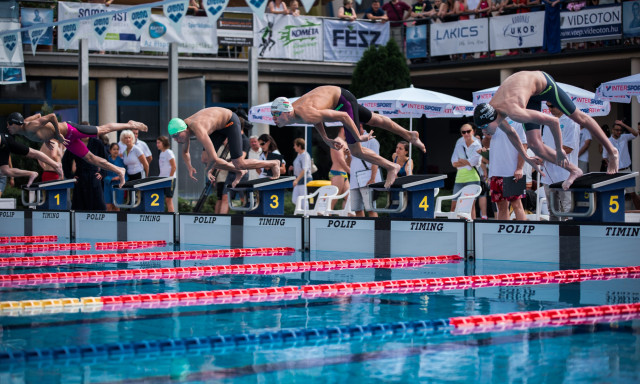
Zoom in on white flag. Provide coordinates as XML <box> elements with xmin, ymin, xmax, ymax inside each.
<box><xmin>163</xmin><ymin>0</ymin><xmax>190</xmax><ymax>33</ymax></box>
<box><xmin>300</xmin><ymin>0</ymin><xmax>316</xmax><ymax>13</ymax></box>
<box><xmin>2</xmin><ymin>32</ymin><xmax>20</xmax><ymax>63</ymax></box>
<box><xmin>203</xmin><ymin>0</ymin><xmax>230</xmax><ymax>24</ymax></box>
<box><xmin>92</xmin><ymin>14</ymin><xmax>112</xmax><ymax>46</ymax></box>
<box><xmin>129</xmin><ymin>7</ymin><xmax>151</xmax><ymax>37</ymax></box>
<box><xmin>28</xmin><ymin>27</ymin><xmax>48</xmax><ymax>56</ymax></box>
<box><xmin>58</xmin><ymin>21</ymin><xmax>80</xmax><ymax>51</ymax></box>
<box><xmin>245</xmin><ymin>0</ymin><xmax>269</xmax><ymax>21</ymax></box>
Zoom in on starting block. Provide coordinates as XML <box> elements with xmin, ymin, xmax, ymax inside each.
<box><xmin>21</xmin><ymin>179</ymin><xmax>76</xmax><ymax>211</ymax></box>
<box><xmin>113</xmin><ymin>177</ymin><xmax>174</xmax><ymax>213</ymax></box>
<box><xmin>227</xmin><ymin>176</ymin><xmax>295</xmax><ymax>215</ymax></box>
<box><xmin>549</xmin><ymin>172</ymin><xmax>638</xmax><ymax>222</ymax></box>
<box><xmin>368</xmin><ymin>175</ymin><xmax>447</xmax><ymax>218</ymax></box>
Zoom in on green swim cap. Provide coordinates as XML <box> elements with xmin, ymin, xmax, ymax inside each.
<box><xmin>168</xmin><ymin>118</ymin><xmax>187</xmax><ymax>136</ymax></box>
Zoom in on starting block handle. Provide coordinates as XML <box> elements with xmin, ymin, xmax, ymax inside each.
<box><xmin>21</xmin><ymin>189</ymin><xmax>45</xmax><ymax>207</ymax></box>
<box><xmin>227</xmin><ymin>190</ymin><xmax>258</xmax><ymax>212</ymax></box>
<box><xmin>368</xmin><ymin>190</ymin><xmax>407</xmax><ymax>213</ymax></box>
<box><xmin>549</xmin><ymin>190</ymin><xmax>596</xmax><ymax>218</ymax></box>
<box><xmin>112</xmin><ymin>189</ymin><xmax>142</xmax><ymax>209</ymax></box>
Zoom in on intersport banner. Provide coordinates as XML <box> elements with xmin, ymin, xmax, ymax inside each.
<box><xmin>57</xmin><ymin>2</ymin><xmax>139</xmax><ymax>52</ymax></box>
<box><xmin>140</xmin><ymin>14</ymin><xmax>217</xmax><ymax>54</ymax></box>
<box><xmin>323</xmin><ymin>19</ymin><xmax>389</xmax><ymax>63</ymax></box>
<box><xmin>254</xmin><ymin>14</ymin><xmax>323</xmax><ymax>61</ymax></box>
<box><xmin>560</xmin><ymin>4</ymin><xmax>622</xmax><ymax>42</ymax></box>
<box><xmin>489</xmin><ymin>11</ymin><xmax>544</xmax><ymax>50</ymax></box>
<box><xmin>430</xmin><ymin>18</ymin><xmax>488</xmax><ymax>56</ymax></box>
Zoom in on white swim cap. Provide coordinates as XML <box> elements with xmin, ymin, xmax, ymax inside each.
<box><xmin>271</xmin><ymin>97</ymin><xmax>293</xmax><ymax>115</ymax></box>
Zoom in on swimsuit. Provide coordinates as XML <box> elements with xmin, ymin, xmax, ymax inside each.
<box><xmin>524</xmin><ymin>72</ymin><xmax>577</xmax><ymax>131</ymax></box>
<box><xmin>208</xmin><ymin>112</ymin><xmax>243</xmax><ymax>159</ymax></box>
<box><xmin>394</xmin><ymin>157</ymin><xmax>408</xmax><ymax>177</ymax></box>
<box><xmin>64</xmin><ymin>122</ymin><xmax>99</xmax><ymax>158</ymax></box>
<box><xmin>329</xmin><ymin>170</ymin><xmax>348</xmax><ymax>179</ymax></box>
<box><xmin>335</xmin><ymin>88</ymin><xmax>373</xmax><ymax>145</ymax></box>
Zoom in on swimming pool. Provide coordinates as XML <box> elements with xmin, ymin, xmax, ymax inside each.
<box><xmin>1</xmin><ymin>241</ymin><xmax>639</xmax><ymax>383</ymax></box>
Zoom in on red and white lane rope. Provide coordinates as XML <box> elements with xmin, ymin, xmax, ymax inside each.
<box><xmin>95</xmin><ymin>240</ymin><xmax>166</xmax><ymax>250</ymax></box>
<box><xmin>0</xmin><ymin>235</ymin><xmax>57</xmax><ymax>244</ymax></box>
<box><xmin>0</xmin><ymin>242</ymin><xmax>90</xmax><ymax>254</ymax></box>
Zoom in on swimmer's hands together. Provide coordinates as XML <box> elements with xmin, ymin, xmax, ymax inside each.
<box><xmin>555</xmin><ymin>148</ymin><xmax>569</xmax><ymax>168</ymax></box>
<box><xmin>324</xmin><ymin>137</ymin><xmax>343</xmax><ymax>150</ymax></box>
<box><xmin>54</xmin><ymin>134</ymin><xmax>70</xmax><ymax>146</ymax></box>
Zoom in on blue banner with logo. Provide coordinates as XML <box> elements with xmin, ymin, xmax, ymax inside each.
<box><xmin>489</xmin><ymin>11</ymin><xmax>544</xmax><ymax>50</ymax></box>
<box><xmin>21</xmin><ymin>8</ymin><xmax>54</xmax><ymax>46</ymax></box>
<box><xmin>406</xmin><ymin>23</ymin><xmax>427</xmax><ymax>59</ymax></box>
<box><xmin>323</xmin><ymin>19</ymin><xmax>389</xmax><ymax>63</ymax></box>
<box><xmin>560</xmin><ymin>4</ymin><xmax>622</xmax><ymax>42</ymax></box>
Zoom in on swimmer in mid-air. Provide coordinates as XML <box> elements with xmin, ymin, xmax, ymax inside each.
<box><xmin>168</xmin><ymin>107</ymin><xmax>281</xmax><ymax>187</ymax></box>
<box><xmin>474</xmin><ymin>70</ymin><xmax>620</xmax><ymax>190</ymax></box>
<box><xmin>271</xmin><ymin>86</ymin><xmax>426</xmax><ymax>188</ymax></box>
<box><xmin>5</xmin><ymin>112</ymin><xmax>146</xmax><ymax>188</ymax></box>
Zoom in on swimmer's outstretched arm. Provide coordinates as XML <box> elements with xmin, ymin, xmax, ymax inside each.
<box><xmin>498</xmin><ymin>120</ymin><xmax>544</xmax><ymax>175</ymax></box>
<box><xmin>314</xmin><ymin>123</ymin><xmax>342</xmax><ymax>150</ymax></box>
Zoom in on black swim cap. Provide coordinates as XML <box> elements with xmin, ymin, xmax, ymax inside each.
<box><xmin>473</xmin><ymin>103</ymin><xmax>497</xmax><ymax>128</ymax></box>
<box><xmin>7</xmin><ymin>112</ymin><xmax>24</xmax><ymax>126</ymax></box>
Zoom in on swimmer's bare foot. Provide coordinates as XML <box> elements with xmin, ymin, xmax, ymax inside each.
<box><xmin>409</xmin><ymin>131</ymin><xmax>426</xmax><ymax>153</ymax></box>
<box><xmin>117</xmin><ymin>167</ymin><xmax>126</xmax><ymax>188</ymax></box>
<box><xmin>270</xmin><ymin>161</ymin><xmax>281</xmax><ymax>179</ymax></box>
<box><xmin>26</xmin><ymin>171</ymin><xmax>38</xmax><ymax>187</ymax></box>
<box><xmin>562</xmin><ymin>167</ymin><xmax>583</xmax><ymax>191</ymax></box>
<box><xmin>128</xmin><ymin>120</ymin><xmax>148</xmax><ymax>132</ymax></box>
<box><xmin>231</xmin><ymin>170</ymin><xmax>247</xmax><ymax>188</ymax></box>
<box><xmin>385</xmin><ymin>163</ymin><xmax>401</xmax><ymax>189</ymax></box>
<box><xmin>606</xmin><ymin>148</ymin><xmax>619</xmax><ymax>174</ymax></box>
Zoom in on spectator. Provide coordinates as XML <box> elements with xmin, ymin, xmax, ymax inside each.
<box><xmin>350</xmin><ymin>124</ymin><xmax>381</xmax><ymax>217</ymax></box>
<box><xmin>475</xmin><ymin>0</ymin><xmax>492</xmax><ymax>18</ymax></box>
<box><xmin>474</xmin><ymin>128</ymin><xmax>490</xmax><ymax>219</ymax></box>
<box><xmin>541</xmin><ymin>102</ymin><xmax>580</xmax><ymax>220</ymax></box>
<box><xmin>289</xmin><ymin>0</ymin><xmax>301</xmax><ymax>15</ymax></box>
<box><xmin>392</xmin><ymin>141</ymin><xmax>413</xmax><ymax>177</ymax></box>
<box><xmin>603</xmin><ymin>119</ymin><xmax>640</xmax><ymax>209</ymax></box>
<box><xmin>157</xmin><ymin>136</ymin><xmax>176</xmax><ymax>213</ymax></box>
<box><xmin>119</xmin><ymin>129</ymin><xmax>152</xmax><ymax>175</ymax></box>
<box><xmin>247</xmin><ymin>135</ymin><xmax>263</xmax><ymax>180</ymax></box>
<box><xmin>486</xmin><ymin>120</ymin><xmax>528</xmax><ymax>220</ymax></box>
<box><xmin>383</xmin><ymin>0</ymin><xmax>411</xmax><ymax>51</ymax></box>
<box><xmin>258</xmin><ymin>134</ymin><xmax>286</xmax><ymax>178</ymax></box>
<box><xmin>268</xmin><ymin>0</ymin><xmax>289</xmax><ymax>14</ymax></box>
<box><xmin>339</xmin><ymin>0</ymin><xmax>357</xmax><ymax>21</ymax></box>
<box><xmin>104</xmin><ymin>143</ymin><xmax>125</xmax><ymax>212</ymax></box>
<box><xmin>62</xmin><ymin>136</ymin><xmax>107</xmax><ymax>211</ymax></box>
<box><xmin>450</xmin><ymin>123</ymin><xmax>482</xmax><ymax>218</ymax></box>
<box><xmin>455</xmin><ymin>0</ymin><xmax>472</xmax><ymax>19</ymax></box>
<box><xmin>578</xmin><ymin>125</ymin><xmax>592</xmax><ymax>173</ymax></box>
<box><xmin>329</xmin><ymin>127</ymin><xmax>351</xmax><ymax>210</ymax></box>
<box><xmin>412</xmin><ymin>0</ymin><xmax>436</xmax><ymax>19</ymax></box>
<box><xmin>38</xmin><ymin>140</ymin><xmax>63</xmax><ymax>181</ymax></box>
<box><xmin>120</xmin><ymin>130</ymin><xmax>148</xmax><ymax>182</ymax></box>
<box><xmin>542</xmin><ymin>0</ymin><xmax>562</xmax><ymax>53</ymax></box>
<box><xmin>289</xmin><ymin>138</ymin><xmax>313</xmax><ymax>207</ymax></box>
<box><xmin>365</xmin><ymin>0</ymin><xmax>389</xmax><ymax>21</ymax></box>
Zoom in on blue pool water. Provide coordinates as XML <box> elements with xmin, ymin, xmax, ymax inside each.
<box><xmin>1</xmin><ymin>244</ymin><xmax>639</xmax><ymax>383</ymax></box>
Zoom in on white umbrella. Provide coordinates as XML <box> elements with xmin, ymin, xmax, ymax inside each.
<box><xmin>596</xmin><ymin>73</ymin><xmax>640</xmax><ymax>103</ymax></box>
<box><xmin>473</xmin><ymin>82</ymin><xmax>611</xmax><ymax>116</ymax></box>
<box><xmin>358</xmin><ymin>85</ymin><xmax>474</xmax><ymax>157</ymax></box>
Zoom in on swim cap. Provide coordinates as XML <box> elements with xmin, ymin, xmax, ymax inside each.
<box><xmin>473</xmin><ymin>103</ymin><xmax>497</xmax><ymax>127</ymax></box>
<box><xmin>168</xmin><ymin>118</ymin><xmax>187</xmax><ymax>136</ymax></box>
<box><xmin>271</xmin><ymin>97</ymin><xmax>293</xmax><ymax>115</ymax></box>
<box><xmin>6</xmin><ymin>112</ymin><xmax>24</xmax><ymax>126</ymax></box>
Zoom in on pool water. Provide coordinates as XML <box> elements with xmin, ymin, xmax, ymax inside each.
<box><xmin>1</xmin><ymin>244</ymin><xmax>639</xmax><ymax>383</ymax></box>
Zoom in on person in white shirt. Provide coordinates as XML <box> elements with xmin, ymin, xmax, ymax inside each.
<box><xmin>156</xmin><ymin>136</ymin><xmax>176</xmax><ymax>212</ymax></box>
<box><xmin>603</xmin><ymin>119</ymin><xmax>639</xmax><ymax>209</ymax></box>
<box><xmin>450</xmin><ymin>123</ymin><xmax>482</xmax><ymax>218</ymax></box>
<box><xmin>289</xmin><ymin>138</ymin><xmax>313</xmax><ymax>207</ymax></box>
<box><xmin>541</xmin><ymin>102</ymin><xmax>580</xmax><ymax>220</ymax></box>
<box><xmin>488</xmin><ymin>119</ymin><xmax>528</xmax><ymax>220</ymax></box>
<box><xmin>247</xmin><ymin>136</ymin><xmax>263</xmax><ymax>180</ymax></box>
<box><xmin>119</xmin><ymin>130</ymin><xmax>152</xmax><ymax>176</ymax></box>
<box><xmin>577</xmin><ymin>126</ymin><xmax>592</xmax><ymax>173</ymax></box>
<box><xmin>349</xmin><ymin>124</ymin><xmax>381</xmax><ymax>217</ymax></box>
<box><xmin>120</xmin><ymin>130</ymin><xmax>149</xmax><ymax>181</ymax></box>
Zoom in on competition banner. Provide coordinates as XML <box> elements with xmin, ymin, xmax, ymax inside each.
<box><xmin>20</xmin><ymin>8</ymin><xmax>54</xmax><ymax>46</ymax></box>
<box><xmin>0</xmin><ymin>23</ymin><xmax>25</xmax><ymax>85</ymax></box>
<box><xmin>430</xmin><ymin>18</ymin><xmax>488</xmax><ymax>56</ymax></box>
<box><xmin>489</xmin><ymin>11</ymin><xmax>544</xmax><ymax>50</ymax></box>
<box><xmin>254</xmin><ymin>15</ymin><xmax>323</xmax><ymax>61</ymax></box>
<box><xmin>57</xmin><ymin>2</ymin><xmax>139</xmax><ymax>52</ymax></box>
<box><xmin>560</xmin><ymin>4</ymin><xmax>622</xmax><ymax>42</ymax></box>
<box><xmin>140</xmin><ymin>14</ymin><xmax>217</xmax><ymax>54</ymax></box>
<box><xmin>323</xmin><ymin>19</ymin><xmax>389</xmax><ymax>63</ymax></box>
<box><xmin>622</xmin><ymin>0</ymin><xmax>640</xmax><ymax>38</ymax></box>
<box><xmin>406</xmin><ymin>23</ymin><xmax>427</xmax><ymax>59</ymax></box>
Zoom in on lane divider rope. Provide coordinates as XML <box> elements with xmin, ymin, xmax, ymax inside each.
<box><xmin>95</xmin><ymin>240</ymin><xmax>167</xmax><ymax>250</ymax></box>
<box><xmin>0</xmin><ymin>247</ymin><xmax>297</xmax><ymax>267</ymax></box>
<box><xmin>2</xmin><ymin>303</ymin><xmax>638</xmax><ymax>365</ymax></box>
<box><xmin>0</xmin><ymin>255</ymin><xmax>462</xmax><ymax>287</ymax></box>
<box><xmin>0</xmin><ymin>236</ymin><xmax>57</xmax><ymax>244</ymax></box>
<box><xmin>1</xmin><ymin>265</ymin><xmax>637</xmax><ymax>316</ymax></box>
<box><xmin>0</xmin><ymin>243</ymin><xmax>90</xmax><ymax>254</ymax></box>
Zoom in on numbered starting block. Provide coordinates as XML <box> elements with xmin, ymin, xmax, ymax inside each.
<box><xmin>549</xmin><ymin>172</ymin><xmax>638</xmax><ymax>222</ymax></box>
<box><xmin>227</xmin><ymin>176</ymin><xmax>295</xmax><ymax>215</ymax></box>
<box><xmin>21</xmin><ymin>179</ymin><xmax>76</xmax><ymax>211</ymax></box>
<box><xmin>368</xmin><ymin>175</ymin><xmax>447</xmax><ymax>218</ymax></box>
<box><xmin>113</xmin><ymin>177</ymin><xmax>174</xmax><ymax>213</ymax></box>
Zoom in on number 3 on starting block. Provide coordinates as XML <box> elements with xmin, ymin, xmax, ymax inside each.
<box><xmin>270</xmin><ymin>194</ymin><xmax>279</xmax><ymax>209</ymax></box>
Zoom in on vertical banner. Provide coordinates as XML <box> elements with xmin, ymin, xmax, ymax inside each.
<box><xmin>254</xmin><ymin>15</ymin><xmax>323</xmax><ymax>60</ymax></box>
<box><xmin>58</xmin><ymin>21</ymin><xmax>80</xmax><ymax>51</ymax></box>
<box><xmin>0</xmin><ymin>23</ymin><xmax>25</xmax><ymax>85</ymax></box>
<box><xmin>57</xmin><ymin>2</ymin><xmax>140</xmax><ymax>52</ymax></box>
<box><xmin>203</xmin><ymin>0</ymin><xmax>230</xmax><ymax>24</ymax></box>
<box><xmin>430</xmin><ymin>18</ymin><xmax>488</xmax><ymax>56</ymax></box>
<box><xmin>128</xmin><ymin>7</ymin><xmax>151</xmax><ymax>38</ymax></box>
<box><xmin>489</xmin><ymin>11</ymin><xmax>544</xmax><ymax>50</ymax></box>
<box><xmin>623</xmin><ymin>0</ymin><xmax>640</xmax><ymax>38</ymax></box>
<box><xmin>163</xmin><ymin>0</ymin><xmax>190</xmax><ymax>33</ymax></box>
<box><xmin>20</xmin><ymin>8</ymin><xmax>54</xmax><ymax>46</ymax></box>
<box><xmin>246</xmin><ymin>0</ymin><xmax>269</xmax><ymax>21</ymax></box>
<box><xmin>140</xmin><ymin>14</ymin><xmax>218</xmax><ymax>54</ymax></box>
<box><xmin>406</xmin><ymin>23</ymin><xmax>427</xmax><ymax>59</ymax></box>
<box><xmin>323</xmin><ymin>19</ymin><xmax>389</xmax><ymax>63</ymax></box>
<box><xmin>560</xmin><ymin>5</ymin><xmax>622</xmax><ymax>42</ymax></box>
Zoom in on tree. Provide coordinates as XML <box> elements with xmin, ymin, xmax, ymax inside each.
<box><xmin>350</xmin><ymin>39</ymin><xmax>419</xmax><ymax>172</ymax></box>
